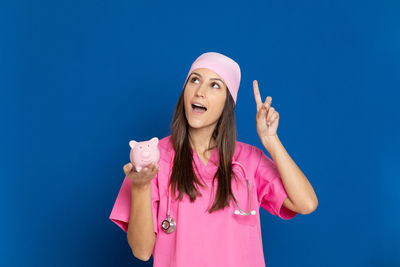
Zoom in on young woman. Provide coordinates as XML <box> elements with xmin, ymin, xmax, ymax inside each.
<box><xmin>109</xmin><ymin>52</ymin><xmax>318</xmax><ymax>266</ymax></box>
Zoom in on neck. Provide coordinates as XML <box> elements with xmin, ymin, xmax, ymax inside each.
<box><xmin>188</xmin><ymin>124</ymin><xmax>217</xmax><ymax>154</ymax></box>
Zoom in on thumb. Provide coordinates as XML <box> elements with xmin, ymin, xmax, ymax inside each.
<box><xmin>257</xmin><ymin>105</ymin><xmax>267</xmax><ymax>120</ymax></box>
<box><xmin>123</xmin><ymin>163</ymin><xmax>133</xmax><ymax>175</ymax></box>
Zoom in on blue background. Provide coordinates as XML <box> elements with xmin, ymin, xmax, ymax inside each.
<box><xmin>1</xmin><ymin>0</ymin><xmax>399</xmax><ymax>266</ymax></box>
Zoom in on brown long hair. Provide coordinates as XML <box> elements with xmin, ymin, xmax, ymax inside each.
<box><xmin>168</xmin><ymin>77</ymin><xmax>239</xmax><ymax>213</ymax></box>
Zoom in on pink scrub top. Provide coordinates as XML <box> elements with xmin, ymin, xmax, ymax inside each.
<box><xmin>109</xmin><ymin>135</ymin><xmax>297</xmax><ymax>267</ymax></box>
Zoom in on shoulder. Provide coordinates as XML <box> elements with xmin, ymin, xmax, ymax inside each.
<box><xmin>157</xmin><ymin>135</ymin><xmax>174</xmax><ymax>165</ymax></box>
<box><xmin>233</xmin><ymin>140</ymin><xmax>264</xmax><ymax>170</ymax></box>
<box><xmin>158</xmin><ymin>135</ymin><xmax>173</xmax><ymax>151</ymax></box>
<box><xmin>234</xmin><ymin>140</ymin><xmax>262</xmax><ymax>161</ymax></box>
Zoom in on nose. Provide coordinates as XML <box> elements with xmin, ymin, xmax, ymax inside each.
<box><xmin>194</xmin><ymin>82</ymin><xmax>207</xmax><ymax>98</ymax></box>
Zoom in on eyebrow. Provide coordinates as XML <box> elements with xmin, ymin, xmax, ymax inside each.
<box><xmin>191</xmin><ymin>72</ymin><xmax>225</xmax><ymax>84</ymax></box>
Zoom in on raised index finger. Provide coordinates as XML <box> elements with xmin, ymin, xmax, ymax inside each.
<box><xmin>253</xmin><ymin>80</ymin><xmax>263</xmax><ymax>111</ymax></box>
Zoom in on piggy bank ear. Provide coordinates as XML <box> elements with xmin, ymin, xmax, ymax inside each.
<box><xmin>150</xmin><ymin>137</ymin><xmax>159</xmax><ymax>146</ymax></box>
<box><xmin>129</xmin><ymin>140</ymin><xmax>138</xmax><ymax>149</ymax></box>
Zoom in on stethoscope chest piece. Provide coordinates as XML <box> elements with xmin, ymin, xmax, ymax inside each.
<box><xmin>161</xmin><ymin>215</ymin><xmax>176</xmax><ymax>234</ymax></box>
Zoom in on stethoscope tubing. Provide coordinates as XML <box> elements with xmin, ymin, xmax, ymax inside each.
<box><xmin>162</xmin><ymin>159</ymin><xmax>256</xmax><ymax>233</ymax></box>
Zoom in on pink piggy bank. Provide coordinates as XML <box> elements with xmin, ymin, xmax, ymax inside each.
<box><xmin>129</xmin><ymin>137</ymin><xmax>160</xmax><ymax>172</ymax></box>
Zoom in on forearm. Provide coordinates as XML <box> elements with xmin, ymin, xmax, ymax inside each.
<box><xmin>127</xmin><ymin>182</ymin><xmax>156</xmax><ymax>261</ymax></box>
<box><xmin>261</xmin><ymin>135</ymin><xmax>318</xmax><ymax>213</ymax></box>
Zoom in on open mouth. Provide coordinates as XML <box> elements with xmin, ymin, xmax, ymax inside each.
<box><xmin>191</xmin><ymin>104</ymin><xmax>207</xmax><ymax>114</ymax></box>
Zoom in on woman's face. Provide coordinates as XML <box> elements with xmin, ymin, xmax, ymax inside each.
<box><xmin>184</xmin><ymin>68</ymin><xmax>227</xmax><ymax>132</ymax></box>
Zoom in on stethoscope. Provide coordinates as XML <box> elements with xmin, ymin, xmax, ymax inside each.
<box><xmin>161</xmin><ymin>160</ymin><xmax>256</xmax><ymax>234</ymax></box>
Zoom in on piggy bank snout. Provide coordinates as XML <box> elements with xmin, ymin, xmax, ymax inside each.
<box><xmin>137</xmin><ymin>147</ymin><xmax>158</xmax><ymax>160</ymax></box>
<box><xmin>141</xmin><ymin>150</ymin><xmax>150</xmax><ymax>157</ymax></box>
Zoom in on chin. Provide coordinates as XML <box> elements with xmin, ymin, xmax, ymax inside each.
<box><xmin>187</xmin><ymin>121</ymin><xmax>204</xmax><ymax>129</ymax></box>
<box><xmin>186</xmin><ymin>117</ymin><xmax>203</xmax><ymax>127</ymax></box>
<box><xmin>188</xmin><ymin>119</ymin><xmax>217</xmax><ymax>130</ymax></box>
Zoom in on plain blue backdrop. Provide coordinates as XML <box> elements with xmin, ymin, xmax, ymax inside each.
<box><xmin>1</xmin><ymin>0</ymin><xmax>399</xmax><ymax>266</ymax></box>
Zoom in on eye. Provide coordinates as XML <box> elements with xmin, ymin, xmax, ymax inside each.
<box><xmin>212</xmin><ymin>82</ymin><xmax>220</xmax><ymax>89</ymax></box>
<box><xmin>191</xmin><ymin>77</ymin><xmax>199</xmax><ymax>84</ymax></box>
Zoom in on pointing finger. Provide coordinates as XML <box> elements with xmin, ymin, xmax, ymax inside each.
<box><xmin>253</xmin><ymin>80</ymin><xmax>263</xmax><ymax>111</ymax></box>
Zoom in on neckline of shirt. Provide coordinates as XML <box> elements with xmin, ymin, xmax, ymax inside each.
<box><xmin>191</xmin><ymin>146</ymin><xmax>219</xmax><ymax>181</ymax></box>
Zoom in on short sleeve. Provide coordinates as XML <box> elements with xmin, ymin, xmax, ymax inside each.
<box><xmin>254</xmin><ymin>148</ymin><xmax>298</xmax><ymax>220</ymax></box>
<box><xmin>109</xmin><ymin>173</ymin><xmax>160</xmax><ymax>234</ymax></box>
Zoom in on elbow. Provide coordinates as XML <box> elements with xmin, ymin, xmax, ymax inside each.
<box><xmin>300</xmin><ymin>199</ymin><xmax>318</xmax><ymax>215</ymax></box>
<box><xmin>128</xmin><ymin>242</ymin><xmax>153</xmax><ymax>262</ymax></box>
<box><xmin>132</xmin><ymin>250</ymin><xmax>152</xmax><ymax>262</ymax></box>
<box><xmin>129</xmin><ymin>242</ymin><xmax>153</xmax><ymax>262</ymax></box>
<box><xmin>127</xmin><ymin>232</ymin><xmax>155</xmax><ymax>262</ymax></box>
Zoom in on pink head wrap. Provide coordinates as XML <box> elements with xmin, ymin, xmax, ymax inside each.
<box><xmin>183</xmin><ymin>52</ymin><xmax>241</xmax><ymax>104</ymax></box>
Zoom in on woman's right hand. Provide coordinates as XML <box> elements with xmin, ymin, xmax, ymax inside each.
<box><xmin>123</xmin><ymin>162</ymin><xmax>160</xmax><ymax>188</ymax></box>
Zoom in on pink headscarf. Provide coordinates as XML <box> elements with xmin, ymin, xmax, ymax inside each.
<box><xmin>183</xmin><ymin>52</ymin><xmax>241</xmax><ymax>104</ymax></box>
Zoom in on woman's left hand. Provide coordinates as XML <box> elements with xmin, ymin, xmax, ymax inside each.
<box><xmin>253</xmin><ymin>80</ymin><xmax>279</xmax><ymax>139</ymax></box>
